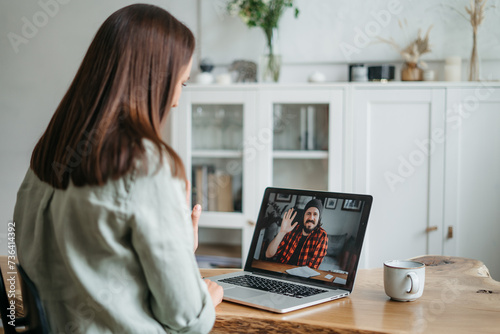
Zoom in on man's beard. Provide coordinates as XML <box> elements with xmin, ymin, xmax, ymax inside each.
<box><xmin>303</xmin><ymin>219</ymin><xmax>317</xmax><ymax>234</ymax></box>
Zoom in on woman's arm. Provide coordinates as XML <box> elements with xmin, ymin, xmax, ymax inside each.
<box><xmin>190</xmin><ymin>202</ymin><xmax>223</xmax><ymax>307</ymax></box>
<box><xmin>128</xmin><ymin>154</ymin><xmax>216</xmax><ymax>333</ymax></box>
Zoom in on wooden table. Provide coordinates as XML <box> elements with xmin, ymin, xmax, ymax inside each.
<box><xmin>202</xmin><ymin>256</ymin><xmax>500</xmax><ymax>333</ymax></box>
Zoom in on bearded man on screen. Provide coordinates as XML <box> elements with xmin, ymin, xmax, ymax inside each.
<box><xmin>266</xmin><ymin>199</ymin><xmax>328</xmax><ymax>269</ymax></box>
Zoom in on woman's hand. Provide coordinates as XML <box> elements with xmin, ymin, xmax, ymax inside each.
<box><xmin>186</xmin><ymin>180</ymin><xmax>201</xmax><ymax>252</ymax></box>
<box><xmin>191</xmin><ymin>204</ymin><xmax>201</xmax><ymax>252</ymax></box>
<box><xmin>280</xmin><ymin>208</ymin><xmax>298</xmax><ymax>234</ymax></box>
<box><xmin>204</xmin><ymin>279</ymin><xmax>223</xmax><ymax>308</ymax></box>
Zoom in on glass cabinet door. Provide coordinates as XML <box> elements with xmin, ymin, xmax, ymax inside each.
<box><xmin>258</xmin><ymin>88</ymin><xmax>344</xmax><ymax>193</ymax></box>
<box><xmin>191</xmin><ymin>104</ymin><xmax>244</xmax><ymax>212</ymax></box>
<box><xmin>272</xmin><ymin>103</ymin><xmax>330</xmax><ymax>190</ymax></box>
<box><xmin>172</xmin><ymin>88</ymin><xmax>258</xmax><ymax>267</ymax></box>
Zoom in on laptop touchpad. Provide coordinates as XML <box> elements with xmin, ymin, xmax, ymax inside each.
<box><xmin>224</xmin><ymin>287</ymin><xmax>267</xmax><ymax>299</ymax></box>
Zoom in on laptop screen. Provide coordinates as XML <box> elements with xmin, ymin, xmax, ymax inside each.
<box><xmin>245</xmin><ymin>187</ymin><xmax>372</xmax><ymax>292</ymax></box>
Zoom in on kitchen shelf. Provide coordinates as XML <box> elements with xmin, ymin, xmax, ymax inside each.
<box><xmin>273</xmin><ymin>150</ymin><xmax>329</xmax><ymax>159</ymax></box>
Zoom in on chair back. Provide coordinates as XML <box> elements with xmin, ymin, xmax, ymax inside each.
<box><xmin>16</xmin><ymin>264</ymin><xmax>50</xmax><ymax>334</ymax></box>
<box><xmin>0</xmin><ymin>266</ymin><xmax>18</xmax><ymax>334</ymax></box>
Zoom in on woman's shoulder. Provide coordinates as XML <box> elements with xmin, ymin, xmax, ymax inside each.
<box><xmin>133</xmin><ymin>138</ymin><xmax>172</xmax><ymax>178</ymax></box>
<box><xmin>126</xmin><ymin>138</ymin><xmax>185</xmax><ymax>192</ymax></box>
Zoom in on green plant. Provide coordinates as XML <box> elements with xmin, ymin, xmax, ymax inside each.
<box><xmin>227</xmin><ymin>0</ymin><xmax>299</xmax><ymax>55</ymax></box>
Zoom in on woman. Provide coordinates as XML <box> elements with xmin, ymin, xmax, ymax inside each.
<box><xmin>13</xmin><ymin>4</ymin><xmax>222</xmax><ymax>333</ymax></box>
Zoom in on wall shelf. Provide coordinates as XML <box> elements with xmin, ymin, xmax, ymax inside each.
<box><xmin>273</xmin><ymin>150</ymin><xmax>328</xmax><ymax>159</ymax></box>
<box><xmin>192</xmin><ymin>150</ymin><xmax>243</xmax><ymax>158</ymax></box>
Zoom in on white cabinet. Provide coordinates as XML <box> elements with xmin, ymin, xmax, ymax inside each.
<box><xmin>444</xmin><ymin>87</ymin><xmax>500</xmax><ymax>280</ymax></box>
<box><xmin>350</xmin><ymin>87</ymin><xmax>446</xmax><ymax>269</ymax></box>
<box><xmin>170</xmin><ymin>83</ymin><xmax>500</xmax><ymax>278</ymax></box>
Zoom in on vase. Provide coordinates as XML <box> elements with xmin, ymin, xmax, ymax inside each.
<box><xmin>260</xmin><ymin>28</ymin><xmax>282</xmax><ymax>83</ymax></box>
<box><xmin>468</xmin><ymin>30</ymin><xmax>481</xmax><ymax>81</ymax></box>
<box><xmin>401</xmin><ymin>62</ymin><xmax>423</xmax><ymax>81</ymax></box>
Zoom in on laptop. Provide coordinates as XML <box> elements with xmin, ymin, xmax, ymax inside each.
<box><xmin>207</xmin><ymin>187</ymin><xmax>373</xmax><ymax>313</ymax></box>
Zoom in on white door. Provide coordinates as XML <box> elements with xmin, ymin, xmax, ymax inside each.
<box><xmin>351</xmin><ymin>88</ymin><xmax>446</xmax><ymax>269</ymax></box>
<box><xmin>444</xmin><ymin>87</ymin><xmax>500</xmax><ymax>280</ymax></box>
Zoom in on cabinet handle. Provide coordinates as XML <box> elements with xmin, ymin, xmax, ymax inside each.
<box><xmin>425</xmin><ymin>226</ymin><xmax>438</xmax><ymax>233</ymax></box>
<box><xmin>447</xmin><ymin>226</ymin><xmax>454</xmax><ymax>239</ymax></box>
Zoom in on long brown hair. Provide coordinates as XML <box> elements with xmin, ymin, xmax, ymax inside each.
<box><xmin>31</xmin><ymin>4</ymin><xmax>193</xmax><ymax>189</ymax></box>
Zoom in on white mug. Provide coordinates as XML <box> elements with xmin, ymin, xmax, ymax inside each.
<box><xmin>384</xmin><ymin>260</ymin><xmax>425</xmax><ymax>301</ymax></box>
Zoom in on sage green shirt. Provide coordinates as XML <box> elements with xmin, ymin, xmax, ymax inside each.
<box><xmin>13</xmin><ymin>141</ymin><xmax>215</xmax><ymax>333</ymax></box>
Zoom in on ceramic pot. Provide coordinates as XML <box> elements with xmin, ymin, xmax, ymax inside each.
<box><xmin>401</xmin><ymin>62</ymin><xmax>423</xmax><ymax>81</ymax></box>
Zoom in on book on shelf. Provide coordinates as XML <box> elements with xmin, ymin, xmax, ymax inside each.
<box><xmin>192</xmin><ymin>164</ymin><xmax>212</xmax><ymax>211</ymax></box>
<box><xmin>299</xmin><ymin>106</ymin><xmax>316</xmax><ymax>150</ymax></box>
<box><xmin>192</xmin><ymin>164</ymin><xmax>234</xmax><ymax>212</ymax></box>
<box><xmin>300</xmin><ymin>107</ymin><xmax>307</xmax><ymax>150</ymax></box>
<box><xmin>307</xmin><ymin>106</ymin><xmax>315</xmax><ymax>150</ymax></box>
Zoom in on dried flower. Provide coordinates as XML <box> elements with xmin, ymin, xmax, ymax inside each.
<box><xmin>466</xmin><ymin>0</ymin><xmax>488</xmax><ymax>33</ymax></box>
<box><xmin>378</xmin><ymin>21</ymin><xmax>433</xmax><ymax>67</ymax></box>
<box><xmin>467</xmin><ymin>0</ymin><xmax>488</xmax><ymax>80</ymax></box>
<box><xmin>444</xmin><ymin>0</ymin><xmax>494</xmax><ymax>81</ymax></box>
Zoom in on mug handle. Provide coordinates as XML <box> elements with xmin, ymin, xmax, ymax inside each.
<box><xmin>406</xmin><ymin>272</ymin><xmax>420</xmax><ymax>294</ymax></box>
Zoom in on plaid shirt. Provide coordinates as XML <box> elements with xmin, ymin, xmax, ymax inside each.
<box><xmin>275</xmin><ymin>225</ymin><xmax>328</xmax><ymax>269</ymax></box>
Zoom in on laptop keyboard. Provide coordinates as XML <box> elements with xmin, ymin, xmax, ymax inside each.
<box><xmin>220</xmin><ymin>275</ymin><xmax>327</xmax><ymax>298</ymax></box>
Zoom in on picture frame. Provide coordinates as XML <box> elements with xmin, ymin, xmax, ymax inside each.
<box><xmin>275</xmin><ymin>193</ymin><xmax>292</xmax><ymax>203</ymax></box>
<box><xmin>296</xmin><ymin>195</ymin><xmax>313</xmax><ymax>209</ymax></box>
<box><xmin>342</xmin><ymin>199</ymin><xmax>362</xmax><ymax>211</ymax></box>
<box><xmin>325</xmin><ymin>198</ymin><xmax>337</xmax><ymax>209</ymax></box>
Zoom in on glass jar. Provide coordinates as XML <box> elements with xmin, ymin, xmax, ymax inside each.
<box><xmin>260</xmin><ymin>28</ymin><xmax>281</xmax><ymax>82</ymax></box>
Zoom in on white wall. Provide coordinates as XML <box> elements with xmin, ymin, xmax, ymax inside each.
<box><xmin>1</xmin><ymin>0</ymin><xmax>500</xmax><ymax>255</ymax></box>
<box><xmin>0</xmin><ymin>0</ymin><xmax>197</xmax><ymax>254</ymax></box>
<box><xmin>201</xmin><ymin>0</ymin><xmax>500</xmax><ymax>81</ymax></box>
